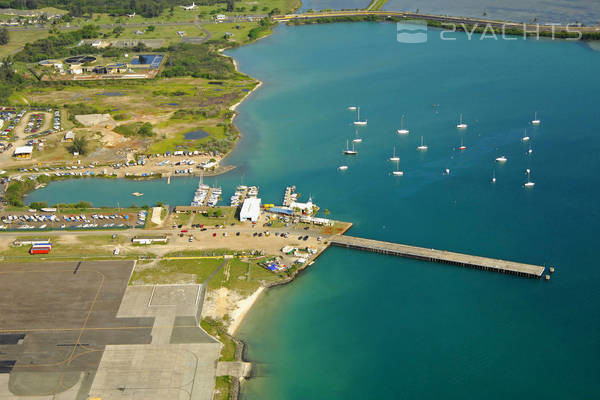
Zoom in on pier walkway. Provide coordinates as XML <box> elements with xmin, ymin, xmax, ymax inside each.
<box><xmin>330</xmin><ymin>236</ymin><xmax>545</xmax><ymax>278</ymax></box>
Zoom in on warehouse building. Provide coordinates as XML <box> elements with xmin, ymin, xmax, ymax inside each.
<box><xmin>239</xmin><ymin>198</ymin><xmax>261</xmax><ymax>223</ymax></box>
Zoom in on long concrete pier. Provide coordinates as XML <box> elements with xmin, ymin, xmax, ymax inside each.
<box><xmin>330</xmin><ymin>236</ymin><xmax>545</xmax><ymax>278</ymax></box>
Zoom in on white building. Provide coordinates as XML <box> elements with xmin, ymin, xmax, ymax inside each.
<box><xmin>290</xmin><ymin>196</ymin><xmax>316</xmax><ymax>214</ymax></box>
<box><xmin>215</xmin><ymin>14</ymin><xmax>226</xmax><ymax>21</ymax></box>
<box><xmin>13</xmin><ymin>145</ymin><xmax>33</xmax><ymax>159</ymax></box>
<box><xmin>240</xmin><ymin>197</ymin><xmax>261</xmax><ymax>222</ymax></box>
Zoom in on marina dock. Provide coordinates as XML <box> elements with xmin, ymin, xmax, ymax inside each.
<box><xmin>330</xmin><ymin>236</ymin><xmax>545</xmax><ymax>278</ymax></box>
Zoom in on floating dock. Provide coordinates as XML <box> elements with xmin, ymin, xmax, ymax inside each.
<box><xmin>330</xmin><ymin>236</ymin><xmax>545</xmax><ymax>278</ymax></box>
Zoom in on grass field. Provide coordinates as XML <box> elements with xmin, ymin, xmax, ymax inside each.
<box><xmin>12</xmin><ymin>75</ymin><xmax>256</xmax><ymax>156</ymax></box>
<box><xmin>0</xmin><ymin>29</ymin><xmax>51</xmax><ymax>58</ymax></box>
<box><xmin>191</xmin><ymin>207</ymin><xmax>239</xmax><ymax>227</ymax></box>
<box><xmin>208</xmin><ymin>258</ymin><xmax>284</xmax><ymax>294</ymax></box>
<box><xmin>129</xmin><ymin>257</ymin><xmax>223</xmax><ymax>284</ymax></box>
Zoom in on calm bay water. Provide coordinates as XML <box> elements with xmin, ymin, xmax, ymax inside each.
<box><xmin>29</xmin><ymin>23</ymin><xmax>600</xmax><ymax>398</ymax></box>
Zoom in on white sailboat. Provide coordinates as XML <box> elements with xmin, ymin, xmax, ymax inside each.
<box><xmin>389</xmin><ymin>145</ymin><xmax>400</xmax><ymax>161</ymax></box>
<box><xmin>527</xmin><ymin>143</ymin><xmax>533</xmax><ymax>154</ymax></box>
<box><xmin>354</xmin><ymin>107</ymin><xmax>367</xmax><ymax>126</ymax></box>
<box><xmin>352</xmin><ymin>127</ymin><xmax>362</xmax><ymax>143</ymax></box>
<box><xmin>531</xmin><ymin>111</ymin><xmax>541</xmax><ymax>125</ymax></box>
<box><xmin>417</xmin><ymin>136</ymin><xmax>428</xmax><ymax>151</ymax></box>
<box><xmin>347</xmin><ymin>106</ymin><xmax>357</xmax><ymax>111</ymax></box>
<box><xmin>456</xmin><ymin>113</ymin><xmax>468</xmax><ymax>129</ymax></box>
<box><xmin>495</xmin><ymin>156</ymin><xmax>507</xmax><ymax>163</ymax></box>
<box><xmin>397</xmin><ymin>114</ymin><xmax>409</xmax><ymax>135</ymax></box>
<box><xmin>459</xmin><ymin>137</ymin><xmax>467</xmax><ymax>151</ymax></box>
<box><xmin>392</xmin><ymin>159</ymin><xmax>404</xmax><ymax>176</ymax></box>
<box><xmin>524</xmin><ymin>168</ymin><xmax>535</xmax><ymax>188</ymax></box>
<box><xmin>343</xmin><ymin>139</ymin><xmax>357</xmax><ymax>155</ymax></box>
<box><xmin>492</xmin><ymin>170</ymin><xmax>496</xmax><ymax>183</ymax></box>
<box><xmin>522</xmin><ymin>129</ymin><xmax>530</xmax><ymax>142</ymax></box>
<box><xmin>338</xmin><ymin>165</ymin><xmax>348</xmax><ymax>170</ymax></box>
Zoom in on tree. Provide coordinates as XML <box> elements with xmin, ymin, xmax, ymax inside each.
<box><xmin>68</xmin><ymin>136</ymin><xmax>88</xmax><ymax>155</ymax></box>
<box><xmin>30</xmin><ymin>201</ymin><xmax>48</xmax><ymax>210</ymax></box>
<box><xmin>146</xmin><ymin>25</ymin><xmax>155</xmax><ymax>32</ymax></box>
<box><xmin>138</xmin><ymin>122</ymin><xmax>154</xmax><ymax>137</ymax></box>
<box><xmin>0</xmin><ymin>28</ymin><xmax>8</xmax><ymax>46</ymax></box>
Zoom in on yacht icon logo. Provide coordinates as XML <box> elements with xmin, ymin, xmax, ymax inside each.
<box><xmin>397</xmin><ymin>20</ymin><xmax>428</xmax><ymax>43</ymax></box>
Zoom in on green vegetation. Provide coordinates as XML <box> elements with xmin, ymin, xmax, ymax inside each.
<box><xmin>129</xmin><ymin>258</ymin><xmax>224</xmax><ymax>284</ymax></box>
<box><xmin>114</xmin><ymin>122</ymin><xmax>154</xmax><ymax>137</ymax></box>
<box><xmin>0</xmin><ymin>56</ymin><xmax>27</xmax><ymax>101</ymax></box>
<box><xmin>213</xmin><ymin>376</ymin><xmax>232</xmax><ymax>400</ymax></box>
<box><xmin>201</xmin><ymin>317</ymin><xmax>237</xmax><ymax>361</ymax></box>
<box><xmin>366</xmin><ymin>0</ymin><xmax>389</xmax><ymax>10</ymax></box>
<box><xmin>191</xmin><ymin>206</ymin><xmax>237</xmax><ymax>226</ymax></box>
<box><xmin>14</xmin><ymin>25</ymin><xmax>100</xmax><ymax>62</ymax></box>
<box><xmin>4</xmin><ymin>179</ymin><xmax>38</xmax><ymax>206</ymax></box>
<box><xmin>247</xmin><ymin>17</ymin><xmax>273</xmax><ymax>40</ymax></box>
<box><xmin>29</xmin><ymin>201</ymin><xmax>49</xmax><ymax>210</ymax></box>
<box><xmin>67</xmin><ymin>135</ymin><xmax>88</xmax><ymax>154</ymax></box>
<box><xmin>161</xmin><ymin>42</ymin><xmax>237</xmax><ymax>79</ymax></box>
<box><xmin>0</xmin><ymin>28</ymin><xmax>8</xmax><ymax>45</ymax></box>
<box><xmin>208</xmin><ymin>257</ymin><xmax>285</xmax><ymax>294</ymax></box>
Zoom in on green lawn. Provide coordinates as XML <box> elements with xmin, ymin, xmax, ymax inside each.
<box><xmin>208</xmin><ymin>258</ymin><xmax>284</xmax><ymax>295</ymax></box>
<box><xmin>0</xmin><ymin>30</ymin><xmax>51</xmax><ymax>58</ymax></box>
<box><xmin>191</xmin><ymin>206</ymin><xmax>238</xmax><ymax>227</ymax></box>
<box><xmin>129</xmin><ymin>258</ymin><xmax>224</xmax><ymax>284</ymax></box>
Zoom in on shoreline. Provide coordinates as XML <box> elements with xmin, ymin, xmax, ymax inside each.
<box><xmin>227</xmin><ymin>286</ymin><xmax>265</xmax><ymax>335</ymax></box>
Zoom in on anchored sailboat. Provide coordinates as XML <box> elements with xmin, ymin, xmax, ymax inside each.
<box><xmin>522</xmin><ymin>129</ymin><xmax>530</xmax><ymax>142</ymax></box>
<box><xmin>343</xmin><ymin>139</ymin><xmax>357</xmax><ymax>155</ymax></box>
<box><xmin>397</xmin><ymin>114</ymin><xmax>409</xmax><ymax>135</ymax></box>
<box><xmin>354</xmin><ymin>107</ymin><xmax>367</xmax><ymax>126</ymax></box>
<box><xmin>417</xmin><ymin>136</ymin><xmax>428</xmax><ymax>151</ymax></box>
<box><xmin>524</xmin><ymin>168</ymin><xmax>535</xmax><ymax>188</ymax></box>
<box><xmin>457</xmin><ymin>113</ymin><xmax>468</xmax><ymax>129</ymax></box>
<box><xmin>389</xmin><ymin>145</ymin><xmax>400</xmax><ymax>161</ymax></box>
<box><xmin>392</xmin><ymin>159</ymin><xmax>404</xmax><ymax>176</ymax></box>
<box><xmin>459</xmin><ymin>137</ymin><xmax>466</xmax><ymax>151</ymax></box>
<box><xmin>531</xmin><ymin>111</ymin><xmax>541</xmax><ymax>125</ymax></box>
<box><xmin>352</xmin><ymin>127</ymin><xmax>362</xmax><ymax>143</ymax></box>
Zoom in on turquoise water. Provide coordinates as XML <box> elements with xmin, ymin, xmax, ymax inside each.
<box><xmin>29</xmin><ymin>23</ymin><xmax>600</xmax><ymax>398</ymax></box>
